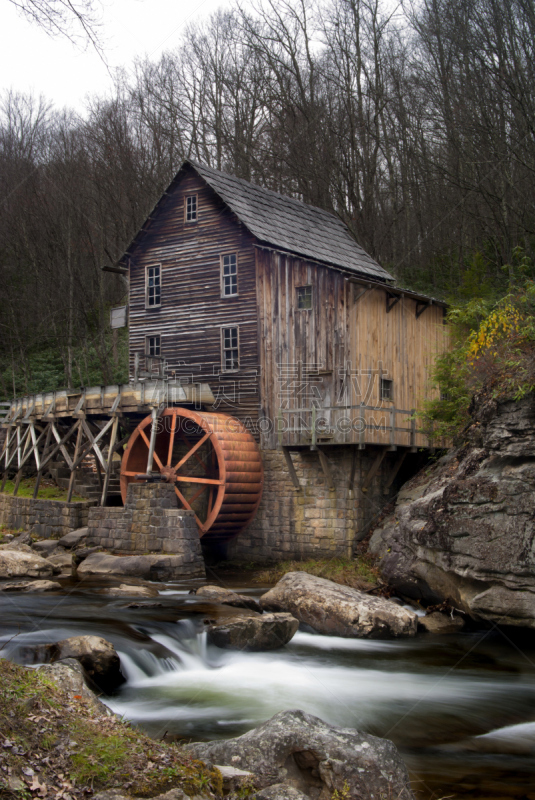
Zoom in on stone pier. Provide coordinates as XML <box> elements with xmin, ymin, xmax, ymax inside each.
<box><xmin>87</xmin><ymin>482</ymin><xmax>205</xmax><ymax>578</ymax></box>
<box><xmin>227</xmin><ymin>445</ymin><xmax>406</xmax><ymax>562</ymax></box>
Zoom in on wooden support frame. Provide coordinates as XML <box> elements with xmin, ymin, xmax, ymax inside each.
<box><xmin>348</xmin><ymin>446</ymin><xmax>358</xmax><ymax>490</ymax></box>
<box><xmin>361</xmin><ymin>448</ymin><xmax>387</xmax><ymax>492</ymax></box>
<box><xmin>353</xmin><ymin>284</ymin><xmax>373</xmax><ymax>304</ymax></box>
<box><xmin>282</xmin><ymin>446</ymin><xmax>301</xmax><ymax>491</ymax></box>
<box><xmin>383</xmin><ymin>451</ymin><xmax>407</xmax><ymax>495</ymax></box>
<box><xmin>317</xmin><ymin>448</ymin><xmax>335</xmax><ymax>491</ymax></box>
<box><xmin>33</xmin><ymin>425</ymin><xmax>53</xmax><ymax>499</ymax></box>
<box><xmin>101</xmin><ymin>415</ymin><xmax>119</xmax><ymax>506</ymax></box>
<box><xmin>0</xmin><ymin>410</ymin><xmax>127</xmax><ymax>508</ymax></box>
<box><xmin>67</xmin><ymin>423</ymin><xmax>84</xmax><ymax>502</ymax></box>
<box><xmin>416</xmin><ymin>300</ymin><xmax>432</xmax><ymax>319</ymax></box>
<box><xmin>386</xmin><ymin>293</ymin><xmax>401</xmax><ymax>313</ymax></box>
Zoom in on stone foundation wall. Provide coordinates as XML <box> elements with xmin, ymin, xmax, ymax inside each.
<box><xmin>0</xmin><ymin>493</ymin><xmax>95</xmax><ymax>538</ymax></box>
<box><xmin>227</xmin><ymin>446</ymin><xmax>396</xmax><ymax>562</ymax></box>
<box><xmin>87</xmin><ymin>483</ymin><xmax>205</xmax><ymax>576</ymax></box>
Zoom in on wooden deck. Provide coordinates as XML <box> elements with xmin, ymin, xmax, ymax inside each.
<box><xmin>277</xmin><ymin>403</ymin><xmax>436</xmax><ymax>450</ymax></box>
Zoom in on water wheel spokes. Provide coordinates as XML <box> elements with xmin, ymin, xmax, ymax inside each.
<box><xmin>120</xmin><ymin>408</ymin><xmax>263</xmax><ymax>540</ymax></box>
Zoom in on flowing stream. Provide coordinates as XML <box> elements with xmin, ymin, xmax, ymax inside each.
<box><xmin>1</xmin><ymin>573</ymin><xmax>535</xmax><ymax>799</ymax></box>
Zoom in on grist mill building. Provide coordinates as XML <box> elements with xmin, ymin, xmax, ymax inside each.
<box><xmin>1</xmin><ymin>160</ymin><xmax>447</xmax><ymax>561</ymax></box>
<box><xmin>121</xmin><ymin>160</ymin><xmax>447</xmax><ymax>560</ymax></box>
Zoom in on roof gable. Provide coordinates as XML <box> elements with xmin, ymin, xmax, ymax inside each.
<box><xmin>188</xmin><ymin>161</ymin><xmax>392</xmax><ymax>282</ymax></box>
<box><xmin>121</xmin><ymin>160</ymin><xmax>393</xmax><ymax>282</ymax></box>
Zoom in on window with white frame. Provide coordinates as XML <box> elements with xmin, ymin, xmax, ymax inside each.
<box><xmin>185</xmin><ymin>195</ymin><xmax>197</xmax><ymax>222</ymax></box>
<box><xmin>380</xmin><ymin>378</ymin><xmax>393</xmax><ymax>401</ymax></box>
<box><xmin>221</xmin><ymin>254</ymin><xmax>238</xmax><ymax>296</ymax></box>
<box><xmin>146</xmin><ymin>265</ymin><xmax>161</xmax><ymax>307</ymax></box>
<box><xmin>146</xmin><ymin>335</ymin><xmax>161</xmax><ymax>357</ymax></box>
<box><xmin>222</xmin><ymin>326</ymin><xmax>239</xmax><ymax>370</ymax></box>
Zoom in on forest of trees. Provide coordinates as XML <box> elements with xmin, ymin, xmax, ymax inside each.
<box><xmin>2</xmin><ymin>0</ymin><xmax>535</xmax><ymax>398</ymax></box>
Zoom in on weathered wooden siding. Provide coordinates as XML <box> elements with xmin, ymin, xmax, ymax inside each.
<box><xmin>257</xmin><ymin>248</ymin><xmax>348</xmax><ymax>448</ymax></box>
<box><xmin>348</xmin><ymin>286</ymin><xmax>447</xmax><ymax>447</ymax></box>
<box><xmin>128</xmin><ymin>166</ymin><xmax>260</xmax><ymax>427</ymax></box>
<box><xmin>257</xmin><ymin>247</ymin><xmax>448</xmax><ymax>448</ymax></box>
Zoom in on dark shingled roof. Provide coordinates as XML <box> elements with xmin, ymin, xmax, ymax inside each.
<box><xmin>187</xmin><ymin>160</ymin><xmax>393</xmax><ymax>282</ymax></box>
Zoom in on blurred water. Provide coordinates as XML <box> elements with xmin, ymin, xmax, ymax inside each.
<box><xmin>1</xmin><ymin>577</ymin><xmax>535</xmax><ymax>798</ymax></box>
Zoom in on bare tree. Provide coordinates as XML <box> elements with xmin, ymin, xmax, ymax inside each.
<box><xmin>7</xmin><ymin>0</ymin><xmax>104</xmax><ymax>52</ymax></box>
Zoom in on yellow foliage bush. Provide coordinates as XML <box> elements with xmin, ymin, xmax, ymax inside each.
<box><xmin>466</xmin><ymin>303</ymin><xmax>523</xmax><ymax>362</ymax></box>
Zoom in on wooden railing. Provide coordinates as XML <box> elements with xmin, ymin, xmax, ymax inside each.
<box><xmin>277</xmin><ymin>404</ymin><xmax>435</xmax><ymax>449</ymax></box>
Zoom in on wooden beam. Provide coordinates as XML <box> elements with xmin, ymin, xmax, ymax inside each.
<box><xmin>70</xmin><ymin>417</ymin><xmax>115</xmax><ymax>471</ymax></box>
<box><xmin>317</xmin><ymin>449</ymin><xmax>335</xmax><ymax>491</ymax></box>
<box><xmin>94</xmin><ymin>451</ymin><xmax>103</xmax><ymax>493</ymax></box>
<box><xmin>361</xmin><ymin>449</ymin><xmax>387</xmax><ymax>492</ymax></box>
<box><xmin>67</xmin><ymin>422</ymin><xmax>84</xmax><ymax>503</ymax></box>
<box><xmin>146</xmin><ymin>408</ymin><xmax>158</xmax><ymax>473</ymax></box>
<box><xmin>383</xmin><ymin>451</ymin><xmax>407</xmax><ymax>495</ymax></box>
<box><xmin>386</xmin><ymin>293</ymin><xmax>401</xmax><ymax>313</ymax></box>
<box><xmin>33</xmin><ymin>424</ymin><xmax>53</xmax><ymax>499</ymax></box>
<box><xmin>101</xmin><ymin>415</ymin><xmax>119</xmax><ymax>506</ymax></box>
<box><xmin>348</xmin><ymin>446</ymin><xmax>358</xmax><ymax>490</ymax></box>
<box><xmin>39</xmin><ymin>420</ymin><xmax>76</xmax><ymax>471</ymax></box>
<box><xmin>353</xmin><ymin>285</ymin><xmax>372</xmax><ymax>304</ymax></box>
<box><xmin>13</xmin><ymin>469</ymin><xmax>23</xmax><ymax>496</ymax></box>
<box><xmin>81</xmin><ymin>419</ymin><xmax>108</xmax><ymax>471</ymax></box>
<box><xmin>282</xmin><ymin>446</ymin><xmax>301</xmax><ymax>490</ymax></box>
<box><xmin>416</xmin><ymin>300</ymin><xmax>431</xmax><ymax>319</ymax></box>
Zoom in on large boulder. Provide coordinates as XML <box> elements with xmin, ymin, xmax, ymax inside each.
<box><xmin>52</xmin><ymin>635</ymin><xmax>124</xmax><ymax>692</ymax></box>
<box><xmin>260</xmin><ymin>572</ymin><xmax>417</xmax><ymax>638</ymax></box>
<box><xmin>22</xmin><ymin>635</ymin><xmax>124</xmax><ymax>693</ymax></box>
<box><xmin>33</xmin><ymin>540</ymin><xmax>62</xmax><ymax>557</ymax></box>
<box><xmin>47</xmin><ymin>552</ymin><xmax>73</xmax><ymax>574</ymax></box>
<box><xmin>76</xmin><ymin>551</ymin><xmax>205</xmax><ymax>581</ymax></box>
<box><xmin>2</xmin><ymin>532</ymin><xmax>32</xmax><ymax>548</ymax></box>
<box><xmin>0</xmin><ymin>550</ymin><xmax>55</xmax><ymax>579</ymax></box>
<box><xmin>206</xmin><ymin>612</ymin><xmax>299</xmax><ymax>651</ymax></box>
<box><xmin>36</xmin><ymin>658</ymin><xmax>110</xmax><ymax>713</ymax></box>
<box><xmin>185</xmin><ymin>709</ymin><xmax>415</xmax><ymax>800</ymax></box>
<box><xmin>369</xmin><ymin>393</ymin><xmax>535</xmax><ymax>628</ymax></box>
<box><xmin>57</xmin><ymin>527</ymin><xmax>89</xmax><ymax>549</ymax></box>
<box><xmin>195</xmin><ymin>584</ymin><xmax>260</xmax><ymax>611</ymax></box>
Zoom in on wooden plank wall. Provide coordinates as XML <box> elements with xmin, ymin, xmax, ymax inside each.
<box><xmin>127</xmin><ymin>166</ymin><xmax>261</xmax><ymax>428</ymax></box>
<box><xmin>257</xmin><ymin>247</ymin><xmax>449</xmax><ymax>449</ymax></box>
<box><xmin>349</xmin><ymin>287</ymin><xmax>447</xmax><ymax>447</ymax></box>
<box><xmin>257</xmin><ymin>248</ymin><xmax>348</xmax><ymax>448</ymax></box>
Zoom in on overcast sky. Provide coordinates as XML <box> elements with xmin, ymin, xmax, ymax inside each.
<box><xmin>2</xmin><ymin>0</ymin><xmax>230</xmax><ymax>112</ymax></box>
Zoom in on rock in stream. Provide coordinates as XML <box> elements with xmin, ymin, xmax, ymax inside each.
<box><xmin>260</xmin><ymin>571</ymin><xmax>418</xmax><ymax>638</ymax></box>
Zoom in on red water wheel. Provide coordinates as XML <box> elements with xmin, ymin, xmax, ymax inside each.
<box><xmin>120</xmin><ymin>408</ymin><xmax>263</xmax><ymax>541</ymax></box>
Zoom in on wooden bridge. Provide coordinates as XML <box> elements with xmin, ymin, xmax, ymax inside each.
<box><xmin>0</xmin><ymin>381</ymin><xmax>214</xmax><ymax>506</ymax></box>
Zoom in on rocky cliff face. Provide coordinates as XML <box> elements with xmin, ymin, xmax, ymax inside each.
<box><xmin>369</xmin><ymin>393</ymin><xmax>535</xmax><ymax>628</ymax></box>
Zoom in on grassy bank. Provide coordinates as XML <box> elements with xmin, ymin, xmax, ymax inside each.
<box><xmin>0</xmin><ymin>659</ymin><xmax>222</xmax><ymax>798</ymax></box>
<box><xmin>221</xmin><ymin>556</ymin><xmax>380</xmax><ymax>591</ymax></box>
<box><xmin>1</xmin><ymin>477</ymin><xmax>85</xmax><ymax>502</ymax></box>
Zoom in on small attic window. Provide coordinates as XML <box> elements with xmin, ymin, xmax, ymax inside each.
<box><xmin>297</xmin><ymin>285</ymin><xmax>312</xmax><ymax>310</ymax></box>
<box><xmin>380</xmin><ymin>378</ymin><xmax>393</xmax><ymax>401</ymax></box>
<box><xmin>186</xmin><ymin>195</ymin><xmax>197</xmax><ymax>222</ymax></box>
